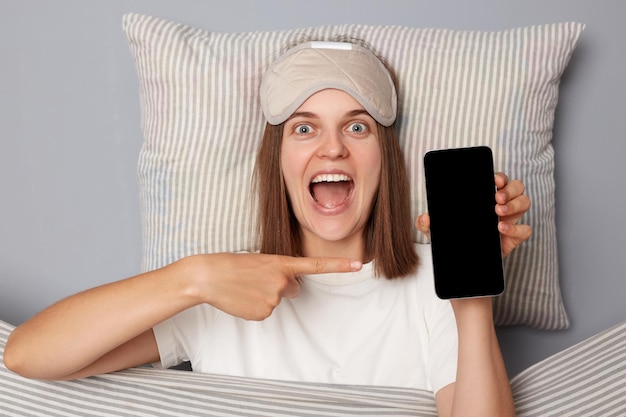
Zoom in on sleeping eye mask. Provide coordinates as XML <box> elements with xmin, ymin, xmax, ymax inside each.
<box><xmin>260</xmin><ymin>41</ymin><xmax>397</xmax><ymax>126</ymax></box>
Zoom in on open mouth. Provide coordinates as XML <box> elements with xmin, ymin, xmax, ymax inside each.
<box><xmin>309</xmin><ymin>173</ymin><xmax>354</xmax><ymax>209</ymax></box>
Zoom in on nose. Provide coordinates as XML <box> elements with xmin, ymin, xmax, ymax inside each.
<box><xmin>316</xmin><ymin>130</ymin><xmax>348</xmax><ymax>159</ymax></box>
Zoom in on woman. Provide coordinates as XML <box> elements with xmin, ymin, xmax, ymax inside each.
<box><xmin>5</xmin><ymin>40</ymin><xmax>530</xmax><ymax>417</ymax></box>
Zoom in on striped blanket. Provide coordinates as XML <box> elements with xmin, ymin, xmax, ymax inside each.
<box><xmin>1</xmin><ymin>320</ymin><xmax>625</xmax><ymax>416</ymax></box>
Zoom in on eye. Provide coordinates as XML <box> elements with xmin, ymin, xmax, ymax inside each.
<box><xmin>295</xmin><ymin>124</ymin><xmax>313</xmax><ymax>135</ymax></box>
<box><xmin>347</xmin><ymin>122</ymin><xmax>368</xmax><ymax>134</ymax></box>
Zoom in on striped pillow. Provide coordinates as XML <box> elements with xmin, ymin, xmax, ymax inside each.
<box><xmin>123</xmin><ymin>14</ymin><xmax>584</xmax><ymax>329</ymax></box>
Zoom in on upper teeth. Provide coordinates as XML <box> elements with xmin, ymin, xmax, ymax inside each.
<box><xmin>311</xmin><ymin>174</ymin><xmax>352</xmax><ymax>183</ymax></box>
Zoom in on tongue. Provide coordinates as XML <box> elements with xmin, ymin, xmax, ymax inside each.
<box><xmin>311</xmin><ymin>182</ymin><xmax>351</xmax><ymax>208</ymax></box>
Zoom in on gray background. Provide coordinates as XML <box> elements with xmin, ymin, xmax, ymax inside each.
<box><xmin>1</xmin><ymin>0</ymin><xmax>624</xmax><ymax>378</ymax></box>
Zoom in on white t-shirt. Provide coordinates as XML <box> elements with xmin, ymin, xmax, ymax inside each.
<box><xmin>153</xmin><ymin>243</ymin><xmax>458</xmax><ymax>393</ymax></box>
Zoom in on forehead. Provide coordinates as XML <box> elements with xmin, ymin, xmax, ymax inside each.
<box><xmin>290</xmin><ymin>89</ymin><xmax>371</xmax><ymax>119</ymax></box>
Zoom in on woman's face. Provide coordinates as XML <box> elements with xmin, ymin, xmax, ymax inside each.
<box><xmin>280</xmin><ymin>89</ymin><xmax>382</xmax><ymax>260</ymax></box>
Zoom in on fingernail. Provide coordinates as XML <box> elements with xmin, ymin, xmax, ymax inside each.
<box><xmin>351</xmin><ymin>261</ymin><xmax>363</xmax><ymax>270</ymax></box>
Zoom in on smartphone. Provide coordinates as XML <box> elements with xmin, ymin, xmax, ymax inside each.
<box><xmin>423</xmin><ymin>146</ymin><xmax>504</xmax><ymax>299</ymax></box>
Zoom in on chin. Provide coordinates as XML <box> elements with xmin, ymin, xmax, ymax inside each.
<box><xmin>308</xmin><ymin>217</ymin><xmax>364</xmax><ymax>244</ymax></box>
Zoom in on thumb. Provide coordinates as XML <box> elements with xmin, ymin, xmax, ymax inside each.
<box><xmin>415</xmin><ymin>213</ymin><xmax>431</xmax><ymax>239</ymax></box>
<box><xmin>287</xmin><ymin>256</ymin><xmax>363</xmax><ymax>276</ymax></box>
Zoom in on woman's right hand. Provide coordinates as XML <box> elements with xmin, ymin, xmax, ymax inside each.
<box><xmin>4</xmin><ymin>252</ymin><xmax>360</xmax><ymax>380</ymax></box>
<box><xmin>183</xmin><ymin>253</ymin><xmax>362</xmax><ymax>320</ymax></box>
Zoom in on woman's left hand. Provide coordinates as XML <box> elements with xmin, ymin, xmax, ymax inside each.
<box><xmin>415</xmin><ymin>172</ymin><xmax>532</xmax><ymax>258</ymax></box>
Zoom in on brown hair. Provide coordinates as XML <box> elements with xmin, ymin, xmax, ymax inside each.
<box><xmin>253</xmin><ymin>120</ymin><xmax>418</xmax><ymax>279</ymax></box>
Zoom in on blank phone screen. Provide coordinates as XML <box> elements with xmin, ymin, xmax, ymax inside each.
<box><xmin>424</xmin><ymin>146</ymin><xmax>504</xmax><ymax>299</ymax></box>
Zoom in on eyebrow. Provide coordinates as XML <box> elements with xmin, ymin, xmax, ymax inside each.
<box><xmin>286</xmin><ymin>109</ymin><xmax>371</xmax><ymax>122</ymax></box>
<box><xmin>287</xmin><ymin>111</ymin><xmax>318</xmax><ymax>121</ymax></box>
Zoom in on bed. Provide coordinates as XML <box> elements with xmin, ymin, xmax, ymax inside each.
<box><xmin>1</xmin><ymin>319</ymin><xmax>625</xmax><ymax>416</ymax></box>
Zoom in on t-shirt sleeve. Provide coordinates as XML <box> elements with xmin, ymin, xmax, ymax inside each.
<box><xmin>152</xmin><ymin>304</ymin><xmax>216</xmax><ymax>369</ymax></box>
<box><xmin>415</xmin><ymin>244</ymin><xmax>458</xmax><ymax>394</ymax></box>
<box><xmin>152</xmin><ymin>317</ymin><xmax>187</xmax><ymax>369</ymax></box>
<box><xmin>425</xmin><ymin>298</ymin><xmax>458</xmax><ymax>394</ymax></box>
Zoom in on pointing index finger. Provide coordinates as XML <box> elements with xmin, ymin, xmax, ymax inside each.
<box><xmin>287</xmin><ymin>256</ymin><xmax>363</xmax><ymax>276</ymax></box>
